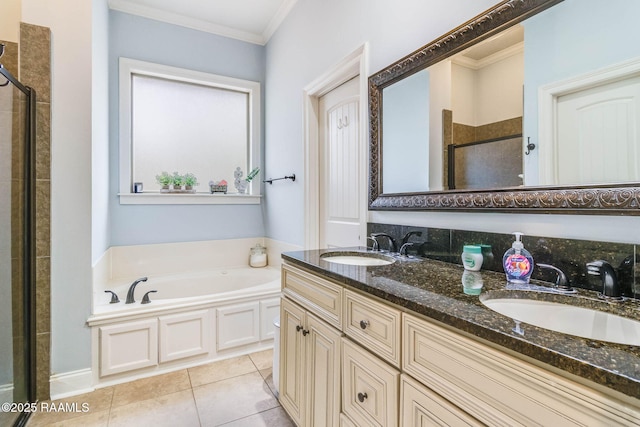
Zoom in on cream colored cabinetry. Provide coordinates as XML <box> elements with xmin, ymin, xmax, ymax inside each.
<box><xmin>281</xmin><ymin>264</ymin><xmax>640</xmax><ymax>427</ymax></box>
<box><xmin>403</xmin><ymin>312</ymin><xmax>640</xmax><ymax>426</ymax></box>
<box><xmin>400</xmin><ymin>374</ymin><xmax>482</xmax><ymax>426</ymax></box>
<box><xmin>280</xmin><ymin>265</ymin><xmax>342</xmax><ymax>427</ymax></box>
<box><xmin>344</xmin><ymin>289</ymin><xmax>401</xmax><ymax>368</ymax></box>
<box><xmin>342</xmin><ymin>338</ymin><xmax>399</xmax><ymax>426</ymax></box>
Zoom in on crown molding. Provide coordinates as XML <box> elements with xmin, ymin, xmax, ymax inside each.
<box><xmin>108</xmin><ymin>0</ymin><xmax>296</xmax><ymax>45</ymax></box>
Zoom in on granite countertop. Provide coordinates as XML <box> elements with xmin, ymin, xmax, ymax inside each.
<box><xmin>281</xmin><ymin>248</ymin><xmax>640</xmax><ymax>400</ymax></box>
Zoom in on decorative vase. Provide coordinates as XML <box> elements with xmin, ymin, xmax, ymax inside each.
<box><xmin>185</xmin><ymin>185</ymin><xmax>193</xmax><ymax>191</ymax></box>
<box><xmin>173</xmin><ymin>185</ymin><xmax>182</xmax><ymax>190</ymax></box>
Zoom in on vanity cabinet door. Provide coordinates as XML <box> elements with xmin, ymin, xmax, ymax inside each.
<box><xmin>280</xmin><ymin>297</ymin><xmax>342</xmax><ymax>427</ymax></box>
<box><xmin>279</xmin><ymin>298</ymin><xmax>306</xmax><ymax>426</ymax></box>
<box><xmin>342</xmin><ymin>338</ymin><xmax>399</xmax><ymax>427</ymax></box>
<box><xmin>400</xmin><ymin>374</ymin><xmax>482</xmax><ymax>427</ymax></box>
<box><xmin>305</xmin><ymin>312</ymin><xmax>341</xmax><ymax>427</ymax></box>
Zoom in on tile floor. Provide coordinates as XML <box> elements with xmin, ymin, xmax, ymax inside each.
<box><xmin>26</xmin><ymin>350</ymin><xmax>295</xmax><ymax>427</ymax></box>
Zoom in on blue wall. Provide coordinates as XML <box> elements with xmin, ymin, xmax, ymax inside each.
<box><xmin>109</xmin><ymin>11</ymin><xmax>266</xmax><ymax>246</ymax></box>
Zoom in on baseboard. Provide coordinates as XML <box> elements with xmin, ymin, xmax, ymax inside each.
<box><xmin>49</xmin><ymin>369</ymin><xmax>94</xmax><ymax>400</ymax></box>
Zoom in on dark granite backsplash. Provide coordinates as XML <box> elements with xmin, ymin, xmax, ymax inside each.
<box><xmin>368</xmin><ymin>223</ymin><xmax>639</xmax><ymax>299</ymax></box>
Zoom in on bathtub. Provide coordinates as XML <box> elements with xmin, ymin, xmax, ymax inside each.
<box><xmin>88</xmin><ymin>265</ymin><xmax>283</xmax><ymax>385</ymax></box>
<box><xmin>93</xmin><ymin>266</ymin><xmax>281</xmax><ymax>315</ymax></box>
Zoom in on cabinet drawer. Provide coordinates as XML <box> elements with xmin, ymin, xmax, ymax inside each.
<box><xmin>344</xmin><ymin>289</ymin><xmax>401</xmax><ymax>368</ymax></box>
<box><xmin>400</xmin><ymin>374</ymin><xmax>482</xmax><ymax>427</ymax></box>
<box><xmin>282</xmin><ymin>264</ymin><xmax>343</xmax><ymax>329</ymax></box>
<box><xmin>342</xmin><ymin>338</ymin><xmax>399</xmax><ymax>427</ymax></box>
<box><xmin>403</xmin><ymin>313</ymin><xmax>640</xmax><ymax>426</ymax></box>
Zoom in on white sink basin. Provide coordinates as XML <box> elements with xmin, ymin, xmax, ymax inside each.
<box><xmin>320</xmin><ymin>253</ymin><xmax>395</xmax><ymax>266</ymax></box>
<box><xmin>481</xmin><ymin>298</ymin><xmax>640</xmax><ymax>346</ymax></box>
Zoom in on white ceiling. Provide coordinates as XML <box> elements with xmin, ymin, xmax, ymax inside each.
<box><xmin>108</xmin><ymin>0</ymin><xmax>298</xmax><ymax>45</ymax></box>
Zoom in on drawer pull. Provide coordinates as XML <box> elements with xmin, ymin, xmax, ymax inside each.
<box><xmin>357</xmin><ymin>392</ymin><xmax>368</xmax><ymax>403</ymax></box>
<box><xmin>359</xmin><ymin>320</ymin><xmax>370</xmax><ymax>330</ymax></box>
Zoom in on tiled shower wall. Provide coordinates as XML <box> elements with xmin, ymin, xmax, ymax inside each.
<box><xmin>20</xmin><ymin>22</ymin><xmax>52</xmax><ymax>401</ymax></box>
<box><xmin>368</xmin><ymin>222</ymin><xmax>639</xmax><ymax>299</ymax></box>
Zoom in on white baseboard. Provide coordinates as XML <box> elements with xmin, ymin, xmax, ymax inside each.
<box><xmin>49</xmin><ymin>369</ymin><xmax>94</xmax><ymax>400</ymax></box>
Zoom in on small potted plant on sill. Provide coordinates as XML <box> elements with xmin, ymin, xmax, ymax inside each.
<box><xmin>172</xmin><ymin>172</ymin><xmax>185</xmax><ymax>190</ymax></box>
<box><xmin>155</xmin><ymin>171</ymin><xmax>172</xmax><ymax>190</ymax></box>
<box><xmin>184</xmin><ymin>173</ymin><xmax>199</xmax><ymax>191</ymax></box>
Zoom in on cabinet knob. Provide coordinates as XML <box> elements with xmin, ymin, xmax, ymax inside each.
<box><xmin>357</xmin><ymin>392</ymin><xmax>368</xmax><ymax>403</ymax></box>
<box><xmin>359</xmin><ymin>320</ymin><xmax>370</xmax><ymax>330</ymax></box>
<box><xmin>302</xmin><ymin>329</ymin><xmax>309</xmax><ymax>336</ymax></box>
<box><xmin>296</xmin><ymin>325</ymin><xmax>303</xmax><ymax>332</ymax></box>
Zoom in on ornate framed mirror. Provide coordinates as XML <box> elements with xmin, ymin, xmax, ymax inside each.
<box><xmin>369</xmin><ymin>0</ymin><xmax>640</xmax><ymax>214</ymax></box>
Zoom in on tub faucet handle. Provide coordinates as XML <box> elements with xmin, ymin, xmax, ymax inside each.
<box><xmin>141</xmin><ymin>290</ymin><xmax>157</xmax><ymax>304</ymax></box>
<box><xmin>104</xmin><ymin>290</ymin><xmax>120</xmax><ymax>304</ymax></box>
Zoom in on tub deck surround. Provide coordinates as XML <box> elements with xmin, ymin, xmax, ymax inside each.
<box><xmin>281</xmin><ymin>248</ymin><xmax>640</xmax><ymax>400</ymax></box>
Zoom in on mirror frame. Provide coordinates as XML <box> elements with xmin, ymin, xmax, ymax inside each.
<box><xmin>369</xmin><ymin>0</ymin><xmax>640</xmax><ymax>215</ymax></box>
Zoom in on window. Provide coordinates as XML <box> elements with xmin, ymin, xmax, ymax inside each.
<box><xmin>118</xmin><ymin>58</ymin><xmax>261</xmax><ymax>204</ymax></box>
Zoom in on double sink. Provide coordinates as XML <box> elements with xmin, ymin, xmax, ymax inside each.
<box><xmin>320</xmin><ymin>250</ymin><xmax>640</xmax><ymax>347</ymax></box>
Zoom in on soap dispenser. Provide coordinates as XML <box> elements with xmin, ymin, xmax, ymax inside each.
<box><xmin>503</xmin><ymin>232</ymin><xmax>534</xmax><ymax>284</ymax></box>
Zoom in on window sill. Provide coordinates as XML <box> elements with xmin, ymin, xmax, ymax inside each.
<box><xmin>118</xmin><ymin>193</ymin><xmax>262</xmax><ymax>205</ymax></box>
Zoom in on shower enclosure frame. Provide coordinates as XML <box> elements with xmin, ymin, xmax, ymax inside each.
<box><xmin>0</xmin><ymin>62</ymin><xmax>37</xmax><ymax>426</ymax></box>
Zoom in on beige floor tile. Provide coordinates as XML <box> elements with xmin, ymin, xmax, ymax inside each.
<box><xmin>219</xmin><ymin>407</ymin><xmax>295</xmax><ymax>427</ymax></box>
<box><xmin>45</xmin><ymin>409</ymin><xmax>109</xmax><ymax>427</ymax></box>
<box><xmin>188</xmin><ymin>355</ymin><xmax>256</xmax><ymax>388</ymax></box>
<box><xmin>108</xmin><ymin>389</ymin><xmax>199</xmax><ymax>427</ymax></box>
<box><xmin>111</xmin><ymin>369</ymin><xmax>191</xmax><ymax>408</ymax></box>
<box><xmin>258</xmin><ymin>368</ymin><xmax>276</xmax><ymax>396</ymax></box>
<box><xmin>27</xmin><ymin>387</ymin><xmax>113</xmax><ymax>426</ymax></box>
<box><xmin>193</xmin><ymin>371</ymin><xmax>279</xmax><ymax>426</ymax></box>
<box><xmin>249</xmin><ymin>349</ymin><xmax>273</xmax><ymax>371</ymax></box>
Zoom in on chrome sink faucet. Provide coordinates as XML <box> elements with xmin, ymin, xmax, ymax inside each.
<box><xmin>370</xmin><ymin>233</ymin><xmax>397</xmax><ymax>253</ymax></box>
<box><xmin>587</xmin><ymin>260</ymin><xmax>622</xmax><ymax>301</ymax></box>
<box><xmin>125</xmin><ymin>277</ymin><xmax>148</xmax><ymax>304</ymax></box>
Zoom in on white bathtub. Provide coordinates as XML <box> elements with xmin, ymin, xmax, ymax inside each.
<box><xmin>92</xmin><ymin>266</ymin><xmax>281</xmax><ymax>316</ymax></box>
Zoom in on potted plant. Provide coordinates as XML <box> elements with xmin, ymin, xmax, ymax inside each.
<box><xmin>184</xmin><ymin>173</ymin><xmax>199</xmax><ymax>190</ymax></box>
<box><xmin>155</xmin><ymin>171</ymin><xmax>172</xmax><ymax>190</ymax></box>
<box><xmin>172</xmin><ymin>172</ymin><xmax>185</xmax><ymax>190</ymax></box>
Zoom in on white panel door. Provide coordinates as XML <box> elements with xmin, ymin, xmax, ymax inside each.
<box><xmin>319</xmin><ymin>77</ymin><xmax>362</xmax><ymax>248</ymax></box>
<box><xmin>556</xmin><ymin>76</ymin><xmax>640</xmax><ymax>185</ymax></box>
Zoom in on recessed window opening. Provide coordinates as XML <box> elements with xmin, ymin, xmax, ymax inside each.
<box><xmin>119</xmin><ymin>58</ymin><xmax>261</xmax><ymax>204</ymax></box>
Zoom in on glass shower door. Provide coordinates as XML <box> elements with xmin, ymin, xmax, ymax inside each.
<box><xmin>0</xmin><ymin>66</ymin><xmax>35</xmax><ymax>426</ymax></box>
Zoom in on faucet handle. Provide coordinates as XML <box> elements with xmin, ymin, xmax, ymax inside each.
<box><xmin>537</xmin><ymin>263</ymin><xmax>575</xmax><ymax>293</ymax></box>
<box><xmin>141</xmin><ymin>290</ymin><xmax>157</xmax><ymax>304</ymax></box>
<box><xmin>104</xmin><ymin>290</ymin><xmax>120</xmax><ymax>304</ymax></box>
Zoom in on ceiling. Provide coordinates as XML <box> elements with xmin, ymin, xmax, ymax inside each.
<box><xmin>107</xmin><ymin>0</ymin><xmax>298</xmax><ymax>45</ymax></box>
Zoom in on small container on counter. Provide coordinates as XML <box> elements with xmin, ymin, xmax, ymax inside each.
<box><xmin>461</xmin><ymin>245</ymin><xmax>483</xmax><ymax>271</ymax></box>
<box><xmin>461</xmin><ymin>270</ymin><xmax>484</xmax><ymax>295</ymax></box>
<box><xmin>249</xmin><ymin>243</ymin><xmax>268</xmax><ymax>268</ymax></box>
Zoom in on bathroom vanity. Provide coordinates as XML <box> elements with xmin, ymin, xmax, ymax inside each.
<box><xmin>279</xmin><ymin>249</ymin><xmax>640</xmax><ymax>426</ymax></box>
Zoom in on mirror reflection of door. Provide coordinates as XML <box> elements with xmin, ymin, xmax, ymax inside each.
<box><xmin>556</xmin><ymin>76</ymin><xmax>640</xmax><ymax>185</ymax></box>
<box><xmin>319</xmin><ymin>77</ymin><xmax>362</xmax><ymax>248</ymax></box>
